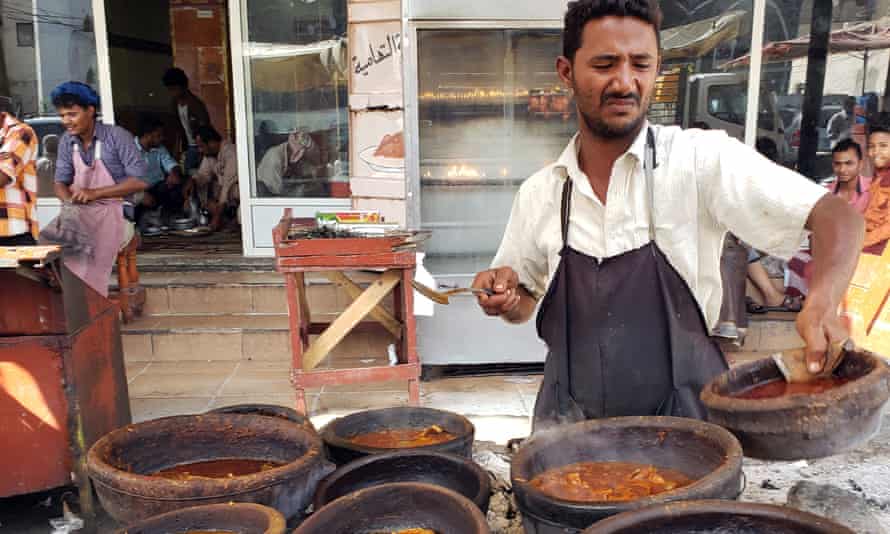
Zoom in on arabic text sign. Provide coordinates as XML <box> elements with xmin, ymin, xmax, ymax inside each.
<box><xmin>350</xmin><ymin>21</ymin><xmax>402</xmax><ymax>96</ymax></box>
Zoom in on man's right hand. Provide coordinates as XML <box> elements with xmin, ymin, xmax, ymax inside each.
<box><xmin>472</xmin><ymin>266</ymin><xmax>521</xmax><ymax>317</ymax></box>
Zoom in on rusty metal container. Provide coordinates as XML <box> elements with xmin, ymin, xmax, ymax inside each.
<box><xmin>117</xmin><ymin>503</ymin><xmax>286</xmax><ymax>534</ymax></box>
<box><xmin>701</xmin><ymin>349</ymin><xmax>890</xmax><ymax>460</ymax></box>
<box><xmin>87</xmin><ymin>413</ymin><xmax>334</xmax><ymax>523</ymax></box>
<box><xmin>0</xmin><ymin>253</ymin><xmax>130</xmax><ymax>499</ymax></box>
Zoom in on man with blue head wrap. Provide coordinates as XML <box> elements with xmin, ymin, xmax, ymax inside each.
<box><xmin>39</xmin><ymin>81</ymin><xmax>149</xmax><ymax>296</ymax></box>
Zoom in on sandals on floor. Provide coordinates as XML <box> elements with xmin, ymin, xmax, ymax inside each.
<box><xmin>746</xmin><ymin>297</ymin><xmax>767</xmax><ymax>314</ymax></box>
<box><xmin>754</xmin><ymin>295</ymin><xmax>803</xmax><ymax>313</ymax></box>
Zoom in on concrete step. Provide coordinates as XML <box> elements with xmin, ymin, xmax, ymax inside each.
<box><xmin>122</xmin><ymin>313</ymin><xmax>396</xmax><ymax>364</ymax></box>
<box><xmin>128</xmin><ymin>271</ymin><xmax>390</xmax><ymax>317</ymax></box>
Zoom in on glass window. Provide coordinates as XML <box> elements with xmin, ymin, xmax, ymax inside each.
<box><xmin>708</xmin><ymin>84</ymin><xmax>747</xmax><ymax>126</ymax></box>
<box><xmin>241</xmin><ymin>0</ymin><xmax>348</xmax><ymax>199</ymax></box>
<box><xmin>417</xmin><ymin>29</ymin><xmax>575</xmax><ymax>275</ymax></box>
<box><xmin>0</xmin><ymin>0</ymin><xmax>100</xmax><ymax>198</ymax></box>
<box><xmin>17</xmin><ymin>23</ymin><xmax>34</xmax><ymax>48</ymax></box>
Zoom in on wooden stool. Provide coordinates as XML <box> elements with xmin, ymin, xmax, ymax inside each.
<box><xmin>273</xmin><ymin>210</ymin><xmax>421</xmax><ymax>414</ymax></box>
<box><xmin>115</xmin><ymin>234</ymin><xmax>145</xmax><ymax>323</ymax></box>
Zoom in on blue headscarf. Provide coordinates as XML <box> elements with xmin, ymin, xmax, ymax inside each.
<box><xmin>50</xmin><ymin>81</ymin><xmax>100</xmax><ymax>108</ymax></box>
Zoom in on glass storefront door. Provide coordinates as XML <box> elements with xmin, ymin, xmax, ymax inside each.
<box><xmin>234</xmin><ymin>0</ymin><xmax>350</xmax><ymax>253</ymax></box>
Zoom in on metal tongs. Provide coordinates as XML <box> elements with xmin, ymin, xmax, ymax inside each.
<box><xmin>411</xmin><ymin>280</ymin><xmax>493</xmax><ymax>305</ymax></box>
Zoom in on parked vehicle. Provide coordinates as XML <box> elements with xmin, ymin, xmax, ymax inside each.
<box><xmin>649</xmin><ymin>70</ymin><xmax>790</xmax><ymax>165</ymax></box>
<box><xmin>25</xmin><ymin>116</ymin><xmax>65</xmax><ymax>158</ymax></box>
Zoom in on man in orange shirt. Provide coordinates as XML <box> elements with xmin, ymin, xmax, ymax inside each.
<box><xmin>864</xmin><ymin>124</ymin><xmax>890</xmax><ymax>255</ymax></box>
<box><xmin>0</xmin><ymin>110</ymin><xmax>38</xmax><ymax>246</ymax></box>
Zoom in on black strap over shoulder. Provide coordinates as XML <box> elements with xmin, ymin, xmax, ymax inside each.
<box><xmin>560</xmin><ymin>178</ymin><xmax>573</xmax><ymax>247</ymax></box>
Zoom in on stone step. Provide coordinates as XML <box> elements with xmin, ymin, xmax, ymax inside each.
<box><xmin>123</xmin><ymin>313</ymin><xmax>293</xmax><ymax>362</ymax></box>
<box><xmin>128</xmin><ymin>271</ymin><xmax>389</xmax><ymax>317</ymax></box>
<box><xmin>122</xmin><ymin>313</ymin><xmax>398</xmax><ymax>364</ymax></box>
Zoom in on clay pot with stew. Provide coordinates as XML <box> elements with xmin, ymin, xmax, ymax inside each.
<box><xmin>320</xmin><ymin>407</ymin><xmax>475</xmax><ymax>465</ymax></box>
<box><xmin>87</xmin><ymin>414</ymin><xmax>334</xmax><ymax>523</ymax></box>
<box><xmin>117</xmin><ymin>503</ymin><xmax>286</xmax><ymax>534</ymax></box>
<box><xmin>701</xmin><ymin>348</ymin><xmax>890</xmax><ymax>460</ymax></box>
<box><xmin>582</xmin><ymin>500</ymin><xmax>855</xmax><ymax>533</ymax></box>
<box><xmin>511</xmin><ymin>417</ymin><xmax>744</xmax><ymax>533</ymax></box>
<box><xmin>295</xmin><ymin>482</ymin><xmax>490</xmax><ymax>534</ymax></box>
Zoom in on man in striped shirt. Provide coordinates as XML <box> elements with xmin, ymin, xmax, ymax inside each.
<box><xmin>0</xmin><ymin>110</ymin><xmax>38</xmax><ymax>246</ymax></box>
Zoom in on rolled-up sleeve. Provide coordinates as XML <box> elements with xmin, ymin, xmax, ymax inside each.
<box><xmin>159</xmin><ymin>147</ymin><xmax>179</xmax><ymax>175</ymax></box>
<box><xmin>492</xmin><ymin>188</ymin><xmax>549</xmax><ymax>299</ymax></box>
<box><xmin>54</xmin><ymin>135</ymin><xmax>74</xmax><ymax>185</ymax></box>
<box><xmin>697</xmin><ymin>131</ymin><xmax>828</xmax><ymax>260</ymax></box>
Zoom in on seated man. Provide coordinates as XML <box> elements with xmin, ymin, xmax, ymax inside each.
<box><xmin>133</xmin><ymin>114</ymin><xmax>184</xmax><ymax>231</ymax></box>
<box><xmin>188</xmin><ymin>124</ymin><xmax>238</xmax><ymax>231</ymax></box>
<box><xmin>787</xmin><ymin>138</ymin><xmax>872</xmax><ymax>297</ymax></box>
<box><xmin>42</xmin><ymin>81</ymin><xmax>149</xmax><ymax>297</ymax></box>
<box><xmin>256</xmin><ymin>129</ymin><xmax>324</xmax><ymax>197</ymax></box>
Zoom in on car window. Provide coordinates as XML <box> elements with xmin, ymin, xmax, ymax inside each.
<box><xmin>708</xmin><ymin>84</ymin><xmax>746</xmax><ymax>126</ymax></box>
<box><xmin>707</xmin><ymin>83</ymin><xmax>775</xmax><ymax>130</ymax></box>
<box><xmin>27</xmin><ymin>121</ymin><xmax>65</xmax><ymax>157</ymax></box>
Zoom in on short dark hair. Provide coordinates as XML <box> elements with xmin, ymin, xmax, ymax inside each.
<box><xmin>869</xmin><ymin>118</ymin><xmax>890</xmax><ymax>138</ymax></box>
<box><xmin>136</xmin><ymin>114</ymin><xmax>164</xmax><ymax>137</ymax></box>
<box><xmin>563</xmin><ymin>0</ymin><xmax>662</xmax><ymax>61</ymax></box>
<box><xmin>162</xmin><ymin>67</ymin><xmax>189</xmax><ymax>88</ymax></box>
<box><xmin>194</xmin><ymin>124</ymin><xmax>221</xmax><ymax>143</ymax></box>
<box><xmin>832</xmin><ymin>138</ymin><xmax>862</xmax><ymax>160</ymax></box>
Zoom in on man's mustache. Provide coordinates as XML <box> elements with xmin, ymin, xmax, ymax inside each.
<box><xmin>601</xmin><ymin>92</ymin><xmax>641</xmax><ymax>105</ymax></box>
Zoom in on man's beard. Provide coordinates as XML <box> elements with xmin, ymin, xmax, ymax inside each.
<box><xmin>578</xmin><ymin>91</ymin><xmax>648</xmax><ymax>139</ymax></box>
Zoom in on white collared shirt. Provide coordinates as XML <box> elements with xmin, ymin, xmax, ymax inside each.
<box><xmin>492</xmin><ymin>124</ymin><xmax>828</xmax><ymax>328</ymax></box>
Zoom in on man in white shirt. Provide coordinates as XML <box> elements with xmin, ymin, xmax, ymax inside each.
<box><xmin>827</xmin><ymin>96</ymin><xmax>857</xmax><ymax>148</ymax></box>
<box><xmin>473</xmin><ymin>0</ymin><xmax>863</xmax><ymax>429</ymax></box>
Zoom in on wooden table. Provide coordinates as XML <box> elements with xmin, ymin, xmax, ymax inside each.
<box><xmin>273</xmin><ymin>211</ymin><xmax>421</xmax><ymax>413</ymax></box>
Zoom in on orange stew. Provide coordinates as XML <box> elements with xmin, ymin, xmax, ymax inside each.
<box><xmin>529</xmin><ymin>462</ymin><xmax>694</xmax><ymax>502</ymax></box>
<box><xmin>184</xmin><ymin>531</ymin><xmax>238</xmax><ymax>534</ymax></box>
<box><xmin>150</xmin><ymin>459</ymin><xmax>283</xmax><ymax>481</ymax></box>
<box><xmin>732</xmin><ymin>377</ymin><xmax>851</xmax><ymax>400</ymax></box>
<box><xmin>349</xmin><ymin>425</ymin><xmax>457</xmax><ymax>448</ymax></box>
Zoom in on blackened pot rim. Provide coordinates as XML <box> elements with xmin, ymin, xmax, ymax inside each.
<box><xmin>114</xmin><ymin>502</ymin><xmax>287</xmax><ymax>534</ymax></box>
<box><xmin>510</xmin><ymin>416</ymin><xmax>744</xmax><ymax>528</ymax></box>
<box><xmin>87</xmin><ymin>413</ymin><xmax>327</xmax><ymax>500</ymax></box>
<box><xmin>701</xmin><ymin>350</ymin><xmax>889</xmax><ymax>414</ymax></box>
<box><xmin>582</xmin><ymin>499</ymin><xmax>856</xmax><ymax>533</ymax></box>
<box><xmin>312</xmin><ymin>449</ymin><xmax>491</xmax><ymax>510</ymax></box>
<box><xmin>320</xmin><ymin>406</ymin><xmax>475</xmax><ymax>455</ymax></box>
<box><xmin>295</xmin><ymin>481</ymin><xmax>490</xmax><ymax>533</ymax></box>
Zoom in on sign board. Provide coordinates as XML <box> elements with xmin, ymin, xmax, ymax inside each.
<box><xmin>349</xmin><ymin>21</ymin><xmax>403</xmax><ymax>103</ymax></box>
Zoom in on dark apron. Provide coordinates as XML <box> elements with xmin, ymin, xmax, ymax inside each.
<box><xmin>532</xmin><ymin>128</ymin><xmax>728</xmax><ymax>431</ymax></box>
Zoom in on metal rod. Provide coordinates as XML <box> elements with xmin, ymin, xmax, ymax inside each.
<box><xmin>744</xmin><ymin>0</ymin><xmax>767</xmax><ymax>148</ymax></box>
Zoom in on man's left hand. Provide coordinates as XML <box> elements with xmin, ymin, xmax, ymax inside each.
<box><xmin>70</xmin><ymin>189</ymin><xmax>98</xmax><ymax>204</ymax></box>
<box><xmin>796</xmin><ymin>298</ymin><xmax>849</xmax><ymax>374</ymax></box>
